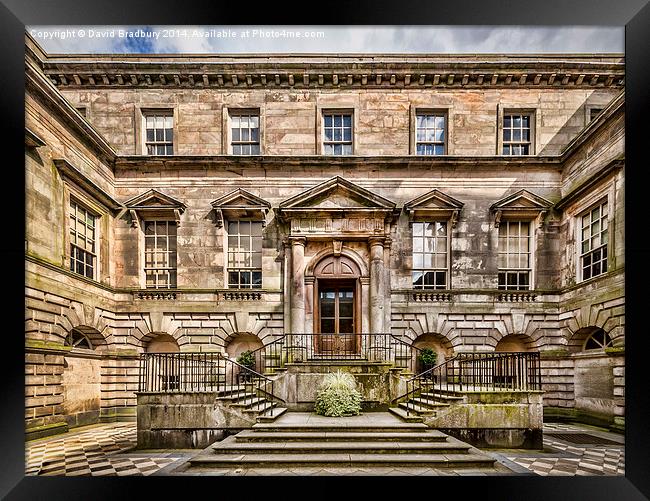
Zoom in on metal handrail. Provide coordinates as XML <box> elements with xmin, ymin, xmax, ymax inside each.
<box><xmin>138</xmin><ymin>352</ymin><xmax>285</xmax><ymax>415</ymax></box>
<box><xmin>247</xmin><ymin>332</ymin><xmax>427</xmax><ymax>374</ymax></box>
<box><xmin>393</xmin><ymin>351</ymin><xmax>542</xmax><ymax>415</ymax></box>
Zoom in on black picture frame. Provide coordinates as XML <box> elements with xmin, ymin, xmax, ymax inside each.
<box><xmin>2</xmin><ymin>1</ymin><xmax>649</xmax><ymax>498</ymax></box>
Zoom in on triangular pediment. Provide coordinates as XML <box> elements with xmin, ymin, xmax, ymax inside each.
<box><xmin>404</xmin><ymin>189</ymin><xmax>464</xmax><ymax>212</ymax></box>
<box><xmin>124</xmin><ymin>189</ymin><xmax>186</xmax><ymax>211</ymax></box>
<box><xmin>211</xmin><ymin>189</ymin><xmax>271</xmax><ymax>209</ymax></box>
<box><xmin>279</xmin><ymin>177</ymin><xmax>396</xmax><ymax>211</ymax></box>
<box><xmin>490</xmin><ymin>190</ymin><xmax>552</xmax><ymax>212</ymax></box>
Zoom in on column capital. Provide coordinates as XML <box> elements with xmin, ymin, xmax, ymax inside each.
<box><xmin>288</xmin><ymin>236</ymin><xmax>307</xmax><ymax>247</ymax></box>
<box><xmin>368</xmin><ymin>236</ymin><xmax>386</xmax><ymax>247</ymax></box>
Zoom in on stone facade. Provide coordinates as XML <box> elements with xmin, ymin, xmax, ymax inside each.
<box><xmin>24</xmin><ymin>33</ymin><xmax>625</xmax><ymax>438</ymax></box>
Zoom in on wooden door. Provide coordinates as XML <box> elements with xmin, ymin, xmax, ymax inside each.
<box><xmin>317</xmin><ymin>281</ymin><xmax>357</xmax><ymax>354</ymax></box>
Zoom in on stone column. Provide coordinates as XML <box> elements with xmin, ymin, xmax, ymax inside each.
<box><xmin>290</xmin><ymin>237</ymin><xmax>306</xmax><ymax>334</ymax></box>
<box><xmin>369</xmin><ymin>237</ymin><xmax>385</xmax><ymax>334</ymax></box>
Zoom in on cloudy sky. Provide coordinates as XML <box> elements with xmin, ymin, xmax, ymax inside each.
<box><xmin>27</xmin><ymin>26</ymin><xmax>624</xmax><ymax>54</ymax></box>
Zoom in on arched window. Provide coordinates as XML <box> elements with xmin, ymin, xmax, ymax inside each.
<box><xmin>583</xmin><ymin>329</ymin><xmax>614</xmax><ymax>351</ymax></box>
<box><xmin>65</xmin><ymin>329</ymin><xmax>92</xmax><ymax>350</ymax></box>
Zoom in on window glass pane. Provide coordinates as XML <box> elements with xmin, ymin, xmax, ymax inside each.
<box><xmin>334</xmin><ymin>115</ymin><xmax>342</xmax><ymax>127</ymax></box>
<box><xmin>413</xmin><ymin>223</ymin><xmax>423</xmax><ymax>236</ymax></box>
<box><xmin>321</xmin><ymin>319</ymin><xmax>335</xmax><ymax>333</ymax></box>
<box><xmin>434</xmin><ymin>254</ymin><xmax>447</xmax><ymax>269</ymax></box>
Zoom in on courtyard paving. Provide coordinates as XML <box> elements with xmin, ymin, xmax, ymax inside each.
<box><xmin>25</xmin><ymin>420</ymin><xmax>624</xmax><ymax>477</ymax></box>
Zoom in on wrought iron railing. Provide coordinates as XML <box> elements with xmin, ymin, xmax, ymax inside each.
<box><xmin>395</xmin><ymin>351</ymin><xmax>542</xmax><ymax>415</ymax></box>
<box><xmin>138</xmin><ymin>352</ymin><xmax>284</xmax><ymax>414</ymax></box>
<box><xmin>247</xmin><ymin>333</ymin><xmax>426</xmax><ymax>374</ymax></box>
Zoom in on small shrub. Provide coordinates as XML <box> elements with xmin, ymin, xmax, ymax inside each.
<box><xmin>418</xmin><ymin>347</ymin><xmax>438</xmax><ymax>366</ymax></box>
<box><xmin>237</xmin><ymin>350</ymin><xmax>256</xmax><ymax>369</ymax></box>
<box><xmin>314</xmin><ymin>370</ymin><xmax>362</xmax><ymax>417</ymax></box>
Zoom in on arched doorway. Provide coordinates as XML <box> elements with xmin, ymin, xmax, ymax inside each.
<box><xmin>313</xmin><ymin>255</ymin><xmax>362</xmax><ymax>355</ymax></box>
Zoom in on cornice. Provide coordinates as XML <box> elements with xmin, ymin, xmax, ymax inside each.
<box><xmin>25</xmin><ymin>59</ymin><xmax>118</xmax><ymax>164</ymax></box>
<box><xmin>38</xmin><ymin>51</ymin><xmax>624</xmax><ymax>90</ymax></box>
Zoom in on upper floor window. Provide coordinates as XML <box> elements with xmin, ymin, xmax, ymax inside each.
<box><xmin>227</xmin><ymin>221</ymin><xmax>263</xmax><ymax>288</ymax></box>
<box><xmin>144</xmin><ymin>111</ymin><xmax>173</xmax><ymax>155</ymax></box>
<box><xmin>415</xmin><ymin>112</ymin><xmax>446</xmax><ymax>155</ymax></box>
<box><xmin>498</xmin><ymin>221</ymin><xmax>531</xmax><ymax>290</ymax></box>
<box><xmin>412</xmin><ymin>221</ymin><xmax>448</xmax><ymax>289</ymax></box>
<box><xmin>69</xmin><ymin>200</ymin><xmax>97</xmax><ymax>280</ymax></box>
<box><xmin>580</xmin><ymin>201</ymin><xmax>608</xmax><ymax>281</ymax></box>
<box><xmin>502</xmin><ymin>113</ymin><xmax>532</xmax><ymax>155</ymax></box>
<box><xmin>589</xmin><ymin>108</ymin><xmax>603</xmax><ymax>122</ymax></box>
<box><xmin>144</xmin><ymin>221</ymin><xmax>177</xmax><ymax>289</ymax></box>
<box><xmin>231</xmin><ymin>112</ymin><xmax>260</xmax><ymax>155</ymax></box>
<box><xmin>323</xmin><ymin>112</ymin><xmax>353</xmax><ymax>155</ymax></box>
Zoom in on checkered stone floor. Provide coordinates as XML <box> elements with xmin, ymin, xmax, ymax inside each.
<box><xmin>25</xmin><ymin>421</ymin><xmax>624</xmax><ymax>477</ymax></box>
<box><xmin>26</xmin><ymin>423</ymin><xmax>189</xmax><ymax>476</ymax></box>
<box><xmin>500</xmin><ymin>423</ymin><xmax>625</xmax><ymax>476</ymax></box>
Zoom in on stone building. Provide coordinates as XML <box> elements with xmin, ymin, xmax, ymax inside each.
<box><xmin>25</xmin><ymin>32</ymin><xmax>625</xmax><ymax>441</ymax></box>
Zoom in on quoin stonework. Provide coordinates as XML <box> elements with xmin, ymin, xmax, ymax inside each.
<box><xmin>25</xmin><ymin>32</ymin><xmax>624</xmax><ymax>445</ymax></box>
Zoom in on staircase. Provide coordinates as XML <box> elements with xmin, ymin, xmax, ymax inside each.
<box><xmin>390</xmin><ymin>388</ymin><xmax>465</xmax><ymax>421</ymax></box>
<box><xmin>180</xmin><ymin>412</ymin><xmax>497</xmax><ymax>472</ymax></box>
<box><xmin>215</xmin><ymin>384</ymin><xmax>288</xmax><ymax>423</ymax></box>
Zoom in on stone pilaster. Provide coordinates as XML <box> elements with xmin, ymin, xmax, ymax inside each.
<box><xmin>290</xmin><ymin>237</ymin><xmax>306</xmax><ymax>334</ymax></box>
<box><xmin>369</xmin><ymin>237</ymin><xmax>385</xmax><ymax>333</ymax></box>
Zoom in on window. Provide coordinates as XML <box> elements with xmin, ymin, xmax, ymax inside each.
<box><xmin>584</xmin><ymin>329</ymin><xmax>613</xmax><ymax>351</ymax></box>
<box><xmin>75</xmin><ymin>106</ymin><xmax>87</xmax><ymax>117</ymax></box>
<box><xmin>580</xmin><ymin>201</ymin><xmax>608</xmax><ymax>281</ymax></box>
<box><xmin>144</xmin><ymin>221</ymin><xmax>177</xmax><ymax>288</ymax></box>
<box><xmin>323</xmin><ymin>112</ymin><xmax>353</xmax><ymax>155</ymax></box>
<box><xmin>144</xmin><ymin>111</ymin><xmax>173</xmax><ymax>155</ymax></box>
<box><xmin>227</xmin><ymin>221</ymin><xmax>263</xmax><ymax>288</ymax></box>
<box><xmin>502</xmin><ymin>113</ymin><xmax>532</xmax><ymax>155</ymax></box>
<box><xmin>65</xmin><ymin>329</ymin><xmax>92</xmax><ymax>350</ymax></box>
<box><xmin>69</xmin><ymin>200</ymin><xmax>97</xmax><ymax>279</ymax></box>
<box><xmin>415</xmin><ymin>112</ymin><xmax>446</xmax><ymax>155</ymax></box>
<box><xmin>412</xmin><ymin>221</ymin><xmax>448</xmax><ymax>289</ymax></box>
<box><xmin>230</xmin><ymin>112</ymin><xmax>260</xmax><ymax>155</ymax></box>
<box><xmin>498</xmin><ymin>221</ymin><xmax>531</xmax><ymax>290</ymax></box>
<box><xmin>589</xmin><ymin>108</ymin><xmax>603</xmax><ymax>122</ymax></box>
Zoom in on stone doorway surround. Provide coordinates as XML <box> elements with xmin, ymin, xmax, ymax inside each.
<box><xmin>276</xmin><ymin>177</ymin><xmax>398</xmax><ymax>336</ymax></box>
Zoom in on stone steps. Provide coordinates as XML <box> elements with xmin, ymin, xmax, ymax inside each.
<box><xmin>213</xmin><ymin>435</ymin><xmax>471</xmax><ymax>454</ymax></box>
<box><xmin>408</xmin><ymin>397</ymin><xmax>452</xmax><ymax>408</ymax></box>
<box><xmin>188</xmin><ymin>452</ymin><xmax>494</xmax><ymax>469</ymax></box>
<box><xmin>255</xmin><ymin>407</ymin><xmax>288</xmax><ymax>423</ymax></box>
<box><xmin>235</xmin><ymin>430</ymin><xmax>448</xmax><ymax>442</ymax></box>
<box><xmin>420</xmin><ymin>392</ymin><xmax>464</xmax><ymax>402</ymax></box>
<box><xmin>183</xmin><ymin>412</ymin><xmax>497</xmax><ymax>472</ymax></box>
<box><xmin>388</xmin><ymin>406</ymin><xmax>424</xmax><ymax>422</ymax></box>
